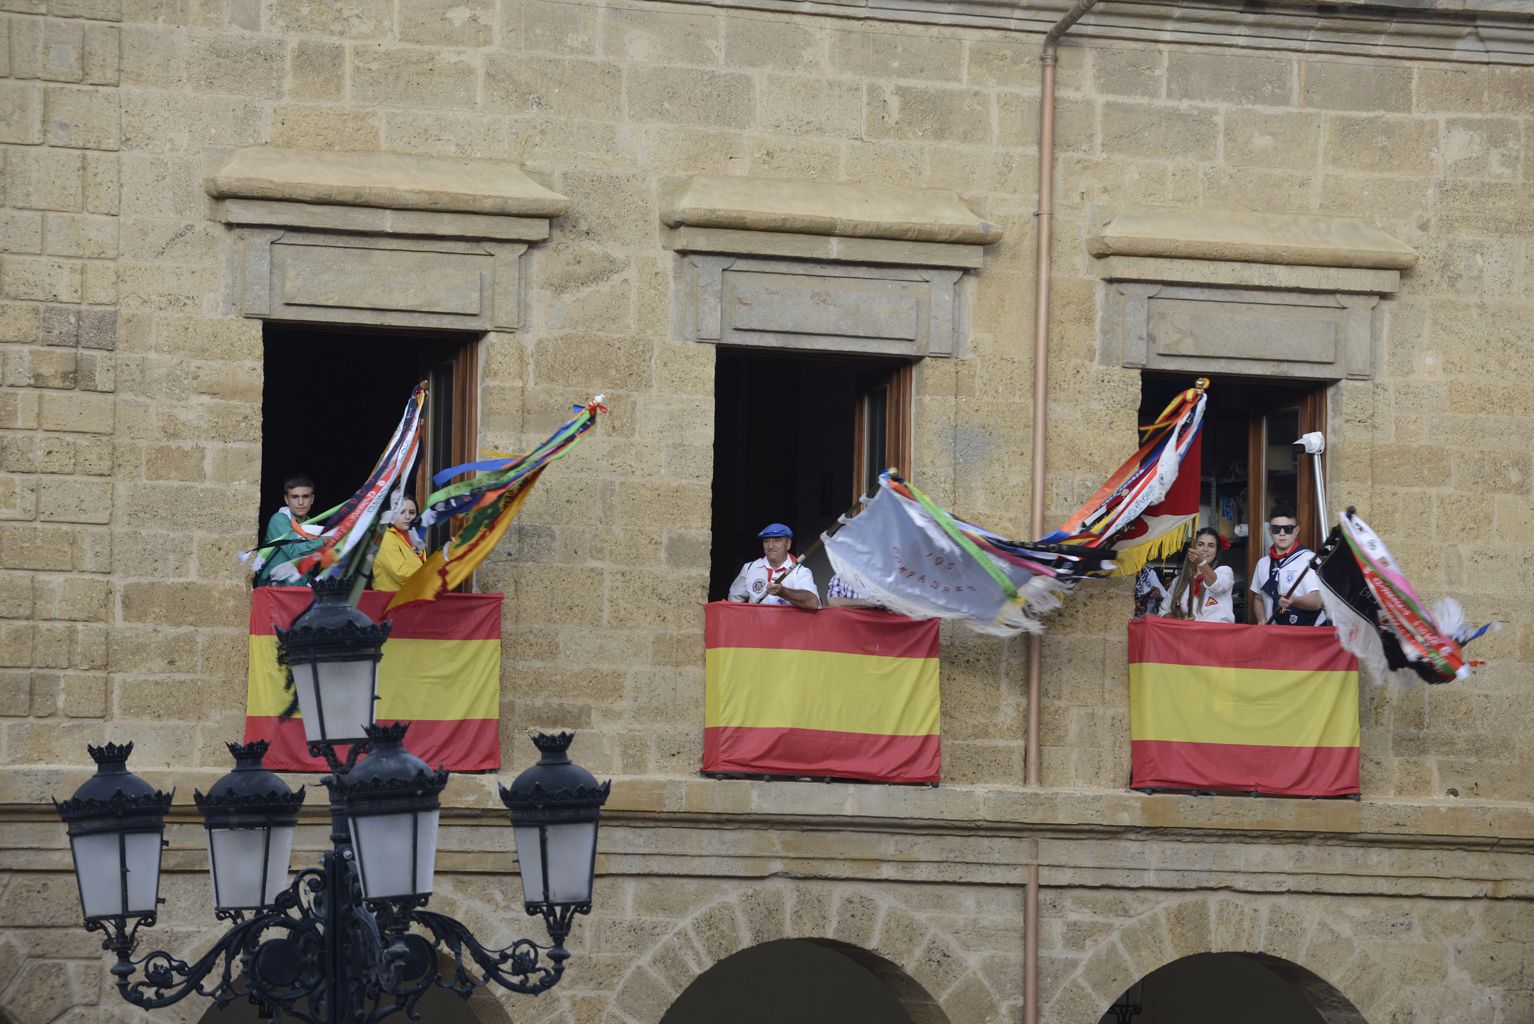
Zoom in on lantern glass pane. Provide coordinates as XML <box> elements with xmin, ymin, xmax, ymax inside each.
<box><xmin>512</xmin><ymin>824</ymin><xmax>547</xmax><ymax>906</ymax></box>
<box><xmin>72</xmin><ymin>831</ymin><xmax>123</xmax><ymax>919</ymax></box>
<box><xmin>543</xmin><ymin>821</ymin><xmax>597</xmax><ymax>904</ymax></box>
<box><xmin>413</xmin><ymin>809</ymin><xmax>439</xmax><ymax>896</ymax></box>
<box><xmin>73</xmin><ymin>830</ymin><xmax>163</xmax><ymax>919</ymax></box>
<box><xmin>208</xmin><ymin>826</ymin><xmax>294</xmax><ymax>910</ymax></box>
<box><xmin>295</xmin><ymin>659</ymin><xmax>375</xmax><ymax>743</ymax></box>
<box><xmin>123</xmin><ymin>830</ymin><xmax>164</xmax><ymax>915</ymax></box>
<box><xmin>350</xmin><ymin>809</ymin><xmax>438</xmax><ymax>900</ymax></box>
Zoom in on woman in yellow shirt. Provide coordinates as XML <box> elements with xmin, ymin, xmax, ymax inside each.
<box><xmin>371</xmin><ymin>496</ymin><xmax>425</xmax><ymax>591</ymax></box>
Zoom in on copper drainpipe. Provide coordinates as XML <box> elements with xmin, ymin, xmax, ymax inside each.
<box><xmin>1026</xmin><ymin>3</ymin><xmax>1104</xmax><ymax>1024</ymax></box>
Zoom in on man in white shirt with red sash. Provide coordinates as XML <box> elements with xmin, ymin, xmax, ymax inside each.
<box><xmin>1251</xmin><ymin>502</ymin><xmax>1325</xmax><ymax>626</ymax></box>
<box><xmin>728</xmin><ymin>523</ymin><xmax>819</xmax><ymax>610</ymax></box>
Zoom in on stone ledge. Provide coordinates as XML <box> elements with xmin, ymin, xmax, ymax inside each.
<box><xmin>217</xmin><ymin>198</ymin><xmax>556</xmax><ymax>243</ymax></box>
<box><xmin>663</xmin><ymin>174</ymin><xmax>1001</xmax><ymax>247</ymax></box>
<box><xmin>6</xmin><ymin>769</ymin><xmax>1530</xmax><ymax>847</ymax></box>
<box><xmin>1088</xmin><ymin>206</ymin><xmax>1418</xmax><ymax>271</ymax></box>
<box><xmin>665</xmin><ymin>225</ymin><xmax>987</xmax><ymax>269</ymax></box>
<box><xmin>664</xmin><ymin>0</ymin><xmax>1534</xmax><ymax>66</ymax></box>
<box><xmin>206</xmin><ymin>146</ymin><xmax>570</xmax><ymax>219</ymax></box>
<box><xmin>1095</xmin><ymin>256</ymin><xmax>1402</xmax><ymax>295</ymax></box>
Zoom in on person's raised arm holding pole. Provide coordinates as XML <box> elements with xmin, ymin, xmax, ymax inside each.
<box><xmin>1163</xmin><ymin>527</ymin><xmax>1235</xmax><ymax>623</ymax></box>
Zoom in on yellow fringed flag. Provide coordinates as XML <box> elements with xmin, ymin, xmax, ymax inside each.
<box><xmin>386</xmin><ymin>469</ymin><xmax>542</xmax><ymax>611</ymax></box>
<box><xmin>386</xmin><ymin>397</ymin><xmax>604</xmax><ymax>611</ymax></box>
<box><xmin>1043</xmin><ymin>381</ymin><xmax>1207</xmax><ymax>575</ymax></box>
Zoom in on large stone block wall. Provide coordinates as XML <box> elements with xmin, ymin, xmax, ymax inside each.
<box><xmin>2</xmin><ymin>0</ymin><xmax>1525</xmax><ymax>797</ymax></box>
<box><xmin>1</xmin><ymin>2</ymin><xmax>1532</xmax><ymax>1020</ymax></box>
<box><xmin>3</xmin><ymin>784</ymin><xmax>1529</xmax><ymax>1023</ymax></box>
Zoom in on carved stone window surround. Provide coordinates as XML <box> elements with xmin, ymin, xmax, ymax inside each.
<box><xmin>664</xmin><ymin>174</ymin><xmax>1001</xmax><ymax>359</ymax></box>
<box><xmin>206</xmin><ymin>147</ymin><xmax>569</xmax><ymax>332</ymax></box>
<box><xmin>1092</xmin><ymin>206</ymin><xmax>1417</xmax><ymax>382</ymax></box>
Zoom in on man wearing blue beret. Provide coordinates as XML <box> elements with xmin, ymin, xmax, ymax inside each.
<box><xmin>727</xmin><ymin>523</ymin><xmax>819</xmax><ymax>610</ymax></box>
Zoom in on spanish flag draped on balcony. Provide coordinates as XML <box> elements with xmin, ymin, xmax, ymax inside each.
<box><xmin>1128</xmin><ymin>617</ymin><xmax>1360</xmax><ymax>797</ymax></box>
<box><xmin>386</xmin><ymin>396</ymin><xmax>605</xmax><ymax>611</ymax></box>
<box><xmin>704</xmin><ymin>603</ymin><xmax>942</xmax><ymax>784</ymax></box>
<box><xmin>1043</xmin><ymin>379</ymin><xmax>1208</xmax><ymax>575</ymax></box>
<box><xmin>245</xmin><ymin>588</ymin><xmax>503</xmax><ymax>772</ymax></box>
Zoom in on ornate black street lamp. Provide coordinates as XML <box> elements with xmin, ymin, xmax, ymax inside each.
<box><xmin>53</xmin><ymin>584</ymin><xmax>611</xmax><ymax>1022</ymax></box>
<box><xmin>276</xmin><ymin>579</ymin><xmax>391</xmax><ymax>748</ymax></box>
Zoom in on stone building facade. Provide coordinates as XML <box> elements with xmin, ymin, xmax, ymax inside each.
<box><xmin>1</xmin><ymin>0</ymin><xmax>1532</xmax><ymax>1021</ymax></box>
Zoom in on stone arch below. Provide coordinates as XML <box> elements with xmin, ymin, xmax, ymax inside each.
<box><xmin>1046</xmin><ymin>893</ymin><xmax>1380</xmax><ymax>1024</ymax></box>
<box><xmin>194</xmin><ymin>955</ymin><xmax>514</xmax><ymax>1024</ymax></box>
<box><xmin>659</xmin><ymin>939</ymin><xmax>932</xmax><ymax>1023</ymax></box>
<box><xmin>607</xmin><ymin>882</ymin><xmax>1006</xmax><ymax>1024</ymax></box>
<box><xmin>1096</xmin><ymin>952</ymin><xmax>1368</xmax><ymax>1024</ymax></box>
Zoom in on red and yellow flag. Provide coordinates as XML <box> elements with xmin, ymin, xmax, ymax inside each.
<box><xmin>245</xmin><ymin>588</ymin><xmax>502</xmax><ymax>772</ymax></box>
<box><xmin>704</xmin><ymin>603</ymin><xmax>941</xmax><ymax>784</ymax></box>
<box><xmin>1129</xmin><ymin>617</ymin><xmax>1360</xmax><ymax>797</ymax></box>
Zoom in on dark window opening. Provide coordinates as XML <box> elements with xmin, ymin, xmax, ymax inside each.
<box><xmin>709</xmin><ymin>349</ymin><xmax>913</xmax><ymax>603</ymax></box>
<box><xmin>258</xmin><ymin>323</ymin><xmax>479</xmax><ymax>567</ymax></box>
<box><xmin>1138</xmin><ymin>373</ymin><xmax>1328</xmax><ymax>624</ymax></box>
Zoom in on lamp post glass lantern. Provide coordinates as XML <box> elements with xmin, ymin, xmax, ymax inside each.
<box><xmin>501</xmin><ymin>732</ymin><xmax>610</xmax><ymax>941</ymax></box>
<box><xmin>54</xmin><ymin>741</ymin><xmax>173</xmax><ymax>922</ymax></box>
<box><xmin>275</xmin><ymin>577</ymin><xmax>391</xmax><ymax>747</ymax></box>
<box><xmin>194</xmin><ymin>740</ymin><xmax>305</xmax><ymax>913</ymax></box>
<box><xmin>55</xmin><ymin>590</ymin><xmax>611</xmax><ymax>1022</ymax></box>
<box><xmin>329</xmin><ymin>722</ymin><xmax>447</xmax><ymax>904</ymax></box>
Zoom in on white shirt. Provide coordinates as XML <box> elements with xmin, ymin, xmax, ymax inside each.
<box><xmin>728</xmin><ymin>557</ymin><xmax>818</xmax><ymax>607</ymax></box>
<box><xmin>1160</xmin><ymin>565</ymin><xmax>1235</xmax><ymax>623</ymax></box>
<box><xmin>1251</xmin><ymin>547</ymin><xmax>1326</xmax><ymax>625</ymax></box>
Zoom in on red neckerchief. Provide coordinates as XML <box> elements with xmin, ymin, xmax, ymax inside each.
<box><xmin>1269</xmin><ymin>544</ymin><xmax>1303</xmax><ymax>565</ymax></box>
<box><xmin>765</xmin><ymin>554</ymin><xmax>796</xmax><ymax>586</ymax></box>
<box><xmin>1191</xmin><ymin>571</ymin><xmax>1205</xmax><ymax>602</ymax></box>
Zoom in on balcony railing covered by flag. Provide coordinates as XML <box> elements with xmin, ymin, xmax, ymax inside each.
<box><xmin>245</xmin><ymin>587</ymin><xmax>503</xmax><ymax>772</ymax></box>
<box><xmin>1129</xmin><ymin>617</ymin><xmax>1361</xmax><ymax>798</ymax></box>
<box><xmin>703</xmin><ymin>603</ymin><xmax>942</xmax><ymax>784</ymax></box>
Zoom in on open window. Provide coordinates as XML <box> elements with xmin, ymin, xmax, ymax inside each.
<box><xmin>258</xmin><ymin>324</ymin><xmax>479</xmax><ymax>558</ymax></box>
<box><xmin>1138</xmin><ymin>374</ymin><xmax>1328</xmax><ymax>623</ymax></box>
<box><xmin>709</xmin><ymin>349</ymin><xmax>913</xmax><ymax>602</ymax></box>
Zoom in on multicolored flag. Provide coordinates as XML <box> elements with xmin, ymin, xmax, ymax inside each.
<box><xmin>1316</xmin><ymin>508</ymin><xmax>1494</xmax><ymax>685</ymax></box>
<box><xmin>1129</xmin><ymin>617</ymin><xmax>1360</xmax><ymax>797</ymax></box>
<box><xmin>1044</xmin><ymin>380</ymin><xmax>1207</xmax><ymax>575</ymax></box>
<box><xmin>387</xmin><ymin>397</ymin><xmax>604</xmax><ymax>611</ymax></box>
<box><xmin>270</xmin><ymin>384</ymin><xmax>428</xmax><ymax>592</ymax></box>
<box><xmin>704</xmin><ymin>602</ymin><xmax>941</xmax><ymax>784</ymax></box>
<box><xmin>823</xmin><ymin>472</ymin><xmax>1110</xmax><ymax>637</ymax></box>
<box><xmin>245</xmin><ymin>587</ymin><xmax>501</xmax><ymax>772</ymax></box>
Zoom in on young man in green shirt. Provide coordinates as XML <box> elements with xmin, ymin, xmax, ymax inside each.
<box><xmin>254</xmin><ymin>475</ymin><xmax>323</xmax><ymax>586</ymax></box>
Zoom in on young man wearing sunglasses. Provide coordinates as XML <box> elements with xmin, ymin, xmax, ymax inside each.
<box><xmin>1251</xmin><ymin>502</ymin><xmax>1325</xmax><ymax>626</ymax></box>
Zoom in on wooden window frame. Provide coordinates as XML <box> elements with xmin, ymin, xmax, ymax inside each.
<box><xmin>417</xmin><ymin>339</ymin><xmax>480</xmax><ymax>558</ymax></box>
<box><xmin>1245</xmin><ymin>386</ymin><xmax>1328</xmax><ymax>622</ymax></box>
<box><xmin>852</xmin><ymin>362</ymin><xmax>914</xmax><ymax>498</ymax></box>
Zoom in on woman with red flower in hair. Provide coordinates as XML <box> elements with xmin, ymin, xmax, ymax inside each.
<box><xmin>1161</xmin><ymin>527</ymin><xmax>1235</xmax><ymax>623</ymax></box>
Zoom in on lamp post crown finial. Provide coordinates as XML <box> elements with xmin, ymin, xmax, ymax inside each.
<box><xmin>364</xmin><ymin>721</ymin><xmax>411</xmax><ymax>747</ymax></box>
<box><xmin>225</xmin><ymin>739</ymin><xmax>270</xmax><ymax>763</ymax></box>
<box><xmin>531</xmin><ymin>731</ymin><xmax>574</xmax><ymax>762</ymax></box>
<box><xmin>87</xmin><ymin>741</ymin><xmax>134</xmax><ymax>769</ymax></box>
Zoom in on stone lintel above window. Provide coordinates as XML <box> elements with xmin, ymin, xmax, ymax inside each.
<box><xmin>663</xmin><ymin>175</ymin><xmax>1002</xmax><ymax>359</ymax></box>
<box><xmin>1092</xmin><ymin>205</ymin><xmax>1418</xmax><ymax>382</ymax></box>
<box><xmin>206</xmin><ymin>146</ymin><xmax>570</xmax><ymax>332</ymax></box>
